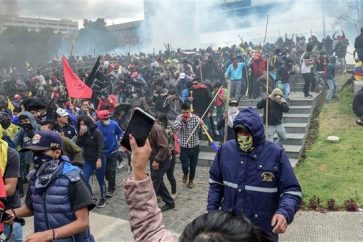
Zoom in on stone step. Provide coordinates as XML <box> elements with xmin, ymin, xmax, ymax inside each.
<box><xmin>285</xmin><ymin>133</ymin><xmax>306</xmax><ymax>146</ymax></box>
<box><xmin>238</xmin><ymin>105</ymin><xmax>313</xmax><ymax>114</ymax></box>
<box><xmin>284</xmin><ymin>123</ymin><xmax>309</xmax><ymax>133</ymax></box>
<box><xmin>282</xmin><ymin>113</ymin><xmax>311</xmax><ymax>123</ymax></box>
<box><xmin>283</xmin><ymin>144</ymin><xmax>303</xmax><ymax>159</ymax></box>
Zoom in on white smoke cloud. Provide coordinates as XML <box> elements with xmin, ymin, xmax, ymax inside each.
<box><xmin>1</xmin><ymin>0</ymin><xmax>144</xmax><ymax>26</ymax></box>
<box><xmin>139</xmin><ymin>0</ymin><xmax>360</xmax><ymax>55</ymax></box>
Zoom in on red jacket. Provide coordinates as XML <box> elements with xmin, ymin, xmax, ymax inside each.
<box><xmin>250</xmin><ymin>58</ymin><xmax>267</xmax><ymax>79</ymax></box>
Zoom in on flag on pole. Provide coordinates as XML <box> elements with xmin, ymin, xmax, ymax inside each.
<box><xmin>62</xmin><ymin>56</ymin><xmax>92</xmax><ymax>99</ymax></box>
<box><xmin>7</xmin><ymin>97</ymin><xmax>14</xmax><ymax>112</ymax></box>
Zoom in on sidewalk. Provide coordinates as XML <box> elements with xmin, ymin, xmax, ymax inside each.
<box><xmin>21</xmin><ymin>165</ymin><xmax>363</xmax><ymax>241</ymax></box>
<box><xmin>22</xmin><ymin>211</ymin><xmax>363</xmax><ymax>242</ymax></box>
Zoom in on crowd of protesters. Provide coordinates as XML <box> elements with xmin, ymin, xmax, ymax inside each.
<box><xmin>0</xmin><ymin>30</ymin><xmax>360</xmax><ymax>241</ymax></box>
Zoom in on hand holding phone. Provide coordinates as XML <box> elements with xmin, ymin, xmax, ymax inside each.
<box><xmin>121</xmin><ymin>108</ymin><xmax>155</xmax><ymax>151</ymax></box>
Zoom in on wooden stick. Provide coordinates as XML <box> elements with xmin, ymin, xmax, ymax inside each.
<box><xmin>265</xmin><ymin>58</ymin><xmax>269</xmax><ymax>136</ymax></box>
<box><xmin>223</xmin><ymin>80</ymin><xmax>232</xmax><ymax>142</ymax></box>
<box><xmin>186</xmin><ymin>85</ymin><xmax>224</xmax><ymax>144</ymax></box>
<box><xmin>263</xmin><ymin>15</ymin><xmax>269</xmax><ymax>46</ymax></box>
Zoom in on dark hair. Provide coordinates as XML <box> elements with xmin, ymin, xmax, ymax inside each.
<box><xmin>181</xmin><ymin>102</ymin><xmax>190</xmax><ymax>111</ymax></box>
<box><xmin>179</xmin><ymin>211</ymin><xmax>272</xmax><ymax>242</ymax></box>
<box><xmin>156</xmin><ymin>113</ymin><xmax>168</xmax><ymax>128</ymax></box>
<box><xmin>168</xmin><ymin>88</ymin><xmax>177</xmax><ymax>95</ymax></box>
<box><xmin>13</xmin><ymin>107</ymin><xmax>22</xmax><ymax>114</ymax></box>
<box><xmin>213</xmin><ymin>82</ymin><xmax>222</xmax><ymax>89</ymax></box>
<box><xmin>186</xmin><ymin>81</ymin><xmax>193</xmax><ymax>89</ymax></box>
<box><xmin>77</xmin><ymin>115</ymin><xmax>96</xmax><ymax>132</ymax></box>
<box><xmin>40</xmin><ymin>120</ymin><xmax>56</xmax><ymax>131</ymax></box>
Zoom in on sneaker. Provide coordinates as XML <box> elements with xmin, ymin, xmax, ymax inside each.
<box><xmin>117</xmin><ymin>160</ymin><xmax>126</xmax><ymax>169</ymax></box>
<box><xmin>106</xmin><ymin>189</ymin><xmax>115</xmax><ymax>198</ymax></box>
<box><xmin>92</xmin><ymin>196</ymin><xmax>98</xmax><ymax>204</ymax></box>
<box><xmin>97</xmin><ymin>199</ymin><xmax>107</xmax><ymax>208</ymax></box>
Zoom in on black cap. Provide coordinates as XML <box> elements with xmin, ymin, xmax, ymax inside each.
<box><xmin>22</xmin><ymin>131</ymin><xmax>62</xmax><ymax>151</ymax></box>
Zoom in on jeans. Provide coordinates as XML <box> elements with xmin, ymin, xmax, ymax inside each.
<box><xmin>105</xmin><ymin>152</ymin><xmax>118</xmax><ymax>191</ymax></box>
<box><xmin>83</xmin><ymin>159</ymin><xmax>107</xmax><ymax>199</ymax></box>
<box><xmin>180</xmin><ymin>146</ymin><xmax>200</xmax><ymax>181</ymax></box>
<box><xmin>150</xmin><ymin>159</ymin><xmax>174</xmax><ymax>206</ymax></box>
<box><xmin>166</xmin><ymin>151</ymin><xmax>177</xmax><ymax>194</ymax></box>
<box><xmin>281</xmin><ymin>83</ymin><xmax>290</xmax><ymax>99</ymax></box>
<box><xmin>4</xmin><ymin>222</ymin><xmax>23</xmax><ymax>242</ymax></box>
<box><xmin>326</xmin><ymin>79</ymin><xmax>334</xmax><ymax>101</ymax></box>
<box><xmin>230</xmin><ymin>80</ymin><xmax>243</xmax><ymax>100</ymax></box>
<box><xmin>267</xmin><ymin>124</ymin><xmax>287</xmax><ymax>146</ymax></box>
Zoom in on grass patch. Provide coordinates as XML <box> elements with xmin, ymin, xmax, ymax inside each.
<box><xmin>296</xmin><ymin>74</ymin><xmax>363</xmax><ymax>209</ymax></box>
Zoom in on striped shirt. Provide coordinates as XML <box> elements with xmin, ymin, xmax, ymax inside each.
<box><xmin>172</xmin><ymin>114</ymin><xmax>200</xmax><ymax>148</ymax></box>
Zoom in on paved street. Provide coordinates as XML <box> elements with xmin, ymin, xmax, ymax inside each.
<box><xmin>22</xmin><ymin>163</ymin><xmax>363</xmax><ymax>242</ymax></box>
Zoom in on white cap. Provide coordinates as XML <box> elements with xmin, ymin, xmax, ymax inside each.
<box><xmin>56</xmin><ymin>108</ymin><xmax>68</xmax><ymax>117</ymax></box>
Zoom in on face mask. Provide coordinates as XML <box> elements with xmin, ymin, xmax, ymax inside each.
<box><xmin>102</xmin><ymin>119</ymin><xmax>110</xmax><ymax>125</ymax></box>
<box><xmin>132</xmin><ymin>93</ymin><xmax>138</xmax><ymax>98</ymax></box>
<box><xmin>237</xmin><ymin>134</ymin><xmax>254</xmax><ymax>152</ymax></box>
<box><xmin>33</xmin><ymin>152</ymin><xmax>53</xmax><ymax>170</ymax></box>
<box><xmin>228</xmin><ymin>107</ymin><xmax>239</xmax><ymax>114</ymax></box>
<box><xmin>21</xmin><ymin>123</ymin><xmax>33</xmax><ymax>131</ymax></box>
<box><xmin>182</xmin><ymin>112</ymin><xmax>190</xmax><ymax>120</ymax></box>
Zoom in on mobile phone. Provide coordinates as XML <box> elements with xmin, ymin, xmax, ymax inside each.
<box><xmin>1</xmin><ymin>211</ymin><xmax>12</xmax><ymax>221</ymax></box>
<box><xmin>121</xmin><ymin>108</ymin><xmax>155</xmax><ymax>151</ymax></box>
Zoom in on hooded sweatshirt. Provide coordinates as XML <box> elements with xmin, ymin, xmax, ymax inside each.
<box><xmin>256</xmin><ymin>89</ymin><xmax>289</xmax><ymax>126</ymax></box>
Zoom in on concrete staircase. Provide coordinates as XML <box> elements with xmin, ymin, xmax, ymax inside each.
<box><xmin>195</xmin><ymin>76</ymin><xmax>323</xmax><ymax>168</ymax></box>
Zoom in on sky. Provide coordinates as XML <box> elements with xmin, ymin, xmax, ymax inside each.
<box><xmin>0</xmin><ymin>0</ymin><xmax>144</xmax><ymax>27</ymax></box>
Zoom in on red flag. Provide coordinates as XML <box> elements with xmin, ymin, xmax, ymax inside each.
<box><xmin>62</xmin><ymin>56</ymin><xmax>92</xmax><ymax>98</ymax></box>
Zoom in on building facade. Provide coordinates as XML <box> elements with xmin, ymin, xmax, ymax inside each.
<box><xmin>0</xmin><ymin>15</ymin><xmax>78</xmax><ymax>34</ymax></box>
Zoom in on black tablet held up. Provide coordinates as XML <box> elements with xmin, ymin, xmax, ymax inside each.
<box><xmin>121</xmin><ymin>107</ymin><xmax>155</xmax><ymax>151</ymax></box>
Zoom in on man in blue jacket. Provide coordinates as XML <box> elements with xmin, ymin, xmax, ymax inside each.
<box><xmin>96</xmin><ymin>110</ymin><xmax>124</xmax><ymax>198</ymax></box>
<box><xmin>207</xmin><ymin>108</ymin><xmax>301</xmax><ymax>242</ymax></box>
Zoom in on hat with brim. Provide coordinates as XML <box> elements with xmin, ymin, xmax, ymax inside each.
<box><xmin>21</xmin><ymin>131</ymin><xmax>62</xmax><ymax>151</ymax></box>
<box><xmin>56</xmin><ymin>108</ymin><xmax>68</xmax><ymax>117</ymax></box>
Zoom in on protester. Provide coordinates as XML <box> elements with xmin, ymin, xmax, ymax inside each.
<box><xmin>354</xmin><ymin>27</ymin><xmax>363</xmax><ymax>62</ymax></box>
<box><xmin>5</xmin><ymin>131</ymin><xmax>95</xmax><ymax>242</ymax></box>
<box><xmin>76</xmin><ymin>115</ymin><xmax>107</xmax><ymax>208</ymax></box>
<box><xmin>156</xmin><ymin>113</ymin><xmax>177</xmax><ymax>199</ymax></box>
<box><xmin>148</xmin><ymin>122</ymin><xmax>175</xmax><ymax>211</ymax></box>
<box><xmin>1</xmin><ymin>139</ymin><xmax>21</xmax><ymax>242</ymax></box>
<box><xmin>96</xmin><ymin>110</ymin><xmax>124</xmax><ymax>198</ymax></box>
<box><xmin>300</xmin><ymin>45</ymin><xmax>315</xmax><ymax>98</ymax></box>
<box><xmin>55</xmin><ymin>108</ymin><xmax>77</xmax><ymax>141</ymax></box>
<box><xmin>224</xmin><ymin>56</ymin><xmax>246</xmax><ymax>101</ymax></box>
<box><xmin>208</xmin><ymin>108</ymin><xmax>301</xmax><ymax>241</ymax></box>
<box><xmin>172</xmin><ymin>102</ymin><xmax>201</xmax><ymax>188</ymax></box>
<box><xmin>326</xmin><ymin>56</ymin><xmax>337</xmax><ymax>102</ymax></box>
<box><xmin>257</xmin><ymin>88</ymin><xmax>289</xmax><ymax>146</ymax></box>
<box><xmin>40</xmin><ymin>120</ymin><xmax>83</xmax><ymax>166</ymax></box>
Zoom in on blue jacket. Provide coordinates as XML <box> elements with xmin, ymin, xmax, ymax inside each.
<box><xmin>29</xmin><ymin>162</ymin><xmax>94</xmax><ymax>242</ymax></box>
<box><xmin>224</xmin><ymin>62</ymin><xmax>245</xmax><ymax>81</ymax></box>
<box><xmin>207</xmin><ymin>108</ymin><xmax>301</xmax><ymax>241</ymax></box>
<box><xmin>96</xmin><ymin>120</ymin><xmax>124</xmax><ymax>156</ymax></box>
